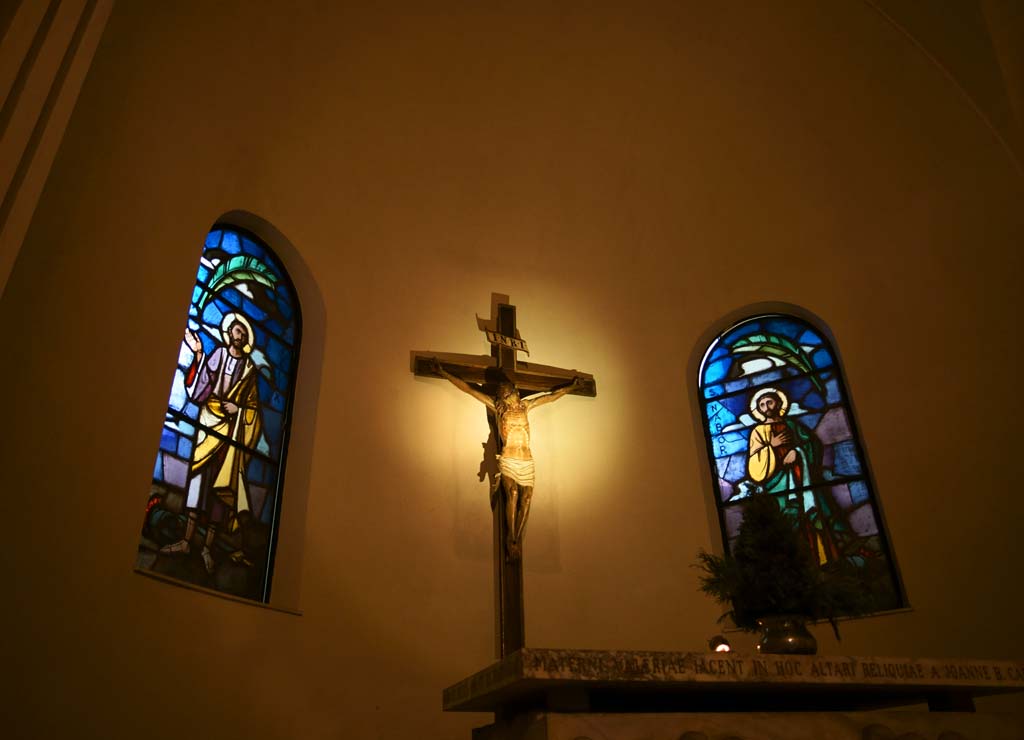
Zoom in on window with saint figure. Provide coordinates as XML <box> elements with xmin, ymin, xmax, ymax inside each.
<box><xmin>137</xmin><ymin>226</ymin><xmax>300</xmax><ymax>603</ymax></box>
<box><xmin>699</xmin><ymin>314</ymin><xmax>905</xmax><ymax>614</ymax></box>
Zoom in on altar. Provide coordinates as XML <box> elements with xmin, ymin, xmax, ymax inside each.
<box><xmin>444</xmin><ymin>648</ymin><xmax>1024</xmax><ymax>739</ymax></box>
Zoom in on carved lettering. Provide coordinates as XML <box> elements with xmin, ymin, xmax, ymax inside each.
<box><xmin>773</xmin><ymin>659</ymin><xmax>802</xmax><ymax>676</ymax></box>
<box><xmin>752</xmin><ymin>660</ymin><xmax>770</xmax><ymax>676</ymax></box>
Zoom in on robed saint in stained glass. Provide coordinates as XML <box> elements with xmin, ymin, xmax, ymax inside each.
<box><xmin>699</xmin><ymin>314</ymin><xmax>904</xmax><ymax>613</ymax></box>
<box><xmin>136</xmin><ymin>227</ymin><xmax>300</xmax><ymax>602</ymax></box>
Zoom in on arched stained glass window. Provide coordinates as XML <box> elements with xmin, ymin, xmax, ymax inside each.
<box><xmin>699</xmin><ymin>314</ymin><xmax>905</xmax><ymax>613</ymax></box>
<box><xmin>136</xmin><ymin>225</ymin><xmax>301</xmax><ymax>603</ymax></box>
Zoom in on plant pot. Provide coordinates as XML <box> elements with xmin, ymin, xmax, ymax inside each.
<box><xmin>755</xmin><ymin>615</ymin><xmax>817</xmax><ymax>655</ymax></box>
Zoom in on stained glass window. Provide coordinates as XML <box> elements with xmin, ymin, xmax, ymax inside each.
<box><xmin>136</xmin><ymin>225</ymin><xmax>301</xmax><ymax>603</ymax></box>
<box><xmin>699</xmin><ymin>314</ymin><xmax>905</xmax><ymax>613</ymax></box>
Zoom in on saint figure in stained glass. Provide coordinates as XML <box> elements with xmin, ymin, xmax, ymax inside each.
<box><xmin>159</xmin><ymin>315</ymin><xmax>264</xmax><ymax>572</ymax></box>
<box><xmin>699</xmin><ymin>313</ymin><xmax>905</xmax><ymax>614</ymax></box>
<box><xmin>746</xmin><ymin>387</ymin><xmax>841</xmax><ymax>565</ymax></box>
<box><xmin>138</xmin><ymin>226</ymin><xmax>300</xmax><ymax>603</ymax></box>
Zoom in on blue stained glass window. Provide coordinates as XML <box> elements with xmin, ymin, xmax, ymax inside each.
<box><xmin>698</xmin><ymin>314</ymin><xmax>905</xmax><ymax>614</ymax></box>
<box><xmin>137</xmin><ymin>224</ymin><xmax>301</xmax><ymax>604</ymax></box>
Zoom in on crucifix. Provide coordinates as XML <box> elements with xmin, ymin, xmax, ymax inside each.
<box><xmin>411</xmin><ymin>294</ymin><xmax>596</xmax><ymax>657</ymax></box>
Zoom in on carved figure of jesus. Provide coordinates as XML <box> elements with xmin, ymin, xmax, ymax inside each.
<box><xmin>432</xmin><ymin>358</ymin><xmax>581</xmax><ymax>558</ymax></box>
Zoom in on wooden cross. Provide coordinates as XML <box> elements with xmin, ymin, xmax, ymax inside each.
<box><xmin>411</xmin><ymin>293</ymin><xmax>596</xmax><ymax>657</ymax></box>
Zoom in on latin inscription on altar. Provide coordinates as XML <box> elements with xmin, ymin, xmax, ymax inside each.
<box><xmin>519</xmin><ymin>650</ymin><xmax>1024</xmax><ymax>687</ymax></box>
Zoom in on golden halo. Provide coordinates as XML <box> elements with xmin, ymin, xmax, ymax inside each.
<box><xmin>750</xmin><ymin>387</ymin><xmax>789</xmax><ymax>422</ymax></box>
<box><xmin>221</xmin><ymin>312</ymin><xmax>254</xmax><ymax>354</ymax></box>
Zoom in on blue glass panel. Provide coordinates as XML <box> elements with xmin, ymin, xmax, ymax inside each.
<box><xmin>283</xmin><ymin>323</ymin><xmax>295</xmax><ymax>344</ymax></box>
<box><xmin>262</xmin><ymin>409</ymin><xmax>283</xmax><ymax>454</ymax></box>
<box><xmin>184</xmin><ymin>401</ymin><xmax>200</xmax><ymax>420</ymax></box>
<box><xmin>724</xmin><ymin>321</ymin><xmax>762</xmax><ymax>344</ymax></box>
<box><xmin>242</xmin><ymin>298</ymin><xmax>267</xmax><ymax>322</ymax></box>
<box><xmin>705</xmin><ymin>399</ymin><xmax>739</xmax><ymax>429</ymax></box>
<box><xmin>247</xmin><ymin>458</ymin><xmax>266</xmax><ymax>484</ymax></box>
<box><xmin>259</xmin><ymin>482</ymin><xmax>280</xmax><ymax>524</ymax></box>
<box><xmin>169</xmin><ymin>369</ymin><xmax>187</xmax><ymax>411</ymax></box>
<box><xmin>719</xmin><ymin>452</ymin><xmax>749</xmax><ymax>485</ymax></box>
<box><xmin>708</xmin><ymin>345</ymin><xmax>729</xmax><ymax>362</ymax></box>
<box><xmin>799</xmin><ymin>391</ymin><xmax>826</xmax><ymax>411</ymax></box>
<box><xmin>798</xmin><ymin>328</ymin><xmax>823</xmax><ymax>346</ymax></box>
<box><xmin>221</xmin><ymin>231</ymin><xmax>241</xmax><ymax>254</ymax></box>
<box><xmin>832</xmin><ymin>440</ymin><xmax>862</xmax><ymax>476</ymax></box>
<box><xmin>176</xmin><ymin>436</ymin><xmax>192</xmax><ymax>459</ymax></box>
<box><xmin>849</xmin><ymin>479</ymin><xmax>870</xmax><ymax>504</ymax></box>
<box><xmin>710</xmin><ymin>429</ymin><xmax>748</xmax><ymax>459</ymax></box>
<box><xmin>278</xmin><ymin>293</ymin><xmax>294</xmax><ymax>320</ymax></box>
<box><xmin>266</xmin><ymin>337</ymin><xmax>288</xmax><ymax>367</ymax></box>
<box><xmin>724</xmin><ymin>378</ymin><xmax>750</xmax><ymax>393</ymax></box>
<box><xmin>262</xmin><ymin>318</ymin><xmax>284</xmax><ymax>340</ymax></box>
<box><xmin>826</xmin><ymin>377</ymin><xmax>841</xmax><ymax>404</ymax></box>
<box><xmin>222</xmin><ymin>290</ymin><xmax>242</xmax><ymax>308</ymax></box>
<box><xmin>785</xmin><ymin>377</ymin><xmax>813</xmax><ymax>402</ymax></box>
<box><xmin>242</xmin><ymin>237</ymin><xmax>264</xmax><ymax>257</ymax></box>
<box><xmin>160</xmin><ymin>428</ymin><xmax>177</xmax><ymax>453</ymax></box>
<box><xmin>196</xmin><ymin>265</ymin><xmax>209</xmax><ymax>284</ymax></box>
<box><xmin>744</xmin><ymin>367</ymin><xmax>784</xmax><ymax>387</ymax></box>
<box><xmin>269</xmin><ymin>390</ymin><xmax>286</xmax><ymax>412</ymax></box>
<box><xmin>800</xmin><ymin>412</ymin><xmax>822</xmax><ymax>431</ymax></box>
<box><xmin>811</xmin><ymin>348</ymin><xmax>833</xmax><ymax>369</ymax></box>
<box><xmin>198</xmin><ymin>329</ymin><xmax>218</xmax><ymax>356</ymax></box>
<box><xmin>723</xmin><ymin>392</ymin><xmax>754</xmax><ymax>418</ymax></box>
<box><xmin>202</xmin><ymin>302</ymin><xmax>224</xmax><ymax>328</ymax></box>
<box><xmin>703</xmin><ymin>382</ymin><xmax>726</xmax><ymax>399</ymax></box>
<box><xmin>153</xmin><ymin>452</ymin><xmax>163</xmax><ymax>481</ymax></box>
<box><xmin>260</xmin><ymin>489</ymin><xmax>280</xmax><ymax>524</ymax></box>
<box><xmin>703</xmin><ymin>358</ymin><xmax>730</xmax><ymax>385</ymax></box>
<box><xmin>191</xmin><ymin>285</ymin><xmax>203</xmax><ymax>306</ymax></box>
<box><xmin>764</xmin><ymin>317</ymin><xmax>803</xmax><ymax>338</ymax></box>
<box><xmin>205</xmin><ymin>230</ymin><xmax>223</xmax><ymax>249</ymax></box>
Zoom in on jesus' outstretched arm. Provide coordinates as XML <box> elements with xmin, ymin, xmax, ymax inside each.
<box><xmin>523</xmin><ymin>376</ymin><xmax>582</xmax><ymax>411</ymax></box>
<box><xmin>431</xmin><ymin>358</ymin><xmax>495</xmax><ymax>410</ymax></box>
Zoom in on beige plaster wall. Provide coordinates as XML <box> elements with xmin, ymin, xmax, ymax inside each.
<box><xmin>1</xmin><ymin>2</ymin><xmax>1021</xmax><ymax>738</ymax></box>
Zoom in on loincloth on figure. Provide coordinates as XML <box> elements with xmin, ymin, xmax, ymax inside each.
<box><xmin>497</xmin><ymin>455</ymin><xmax>535</xmax><ymax>487</ymax></box>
